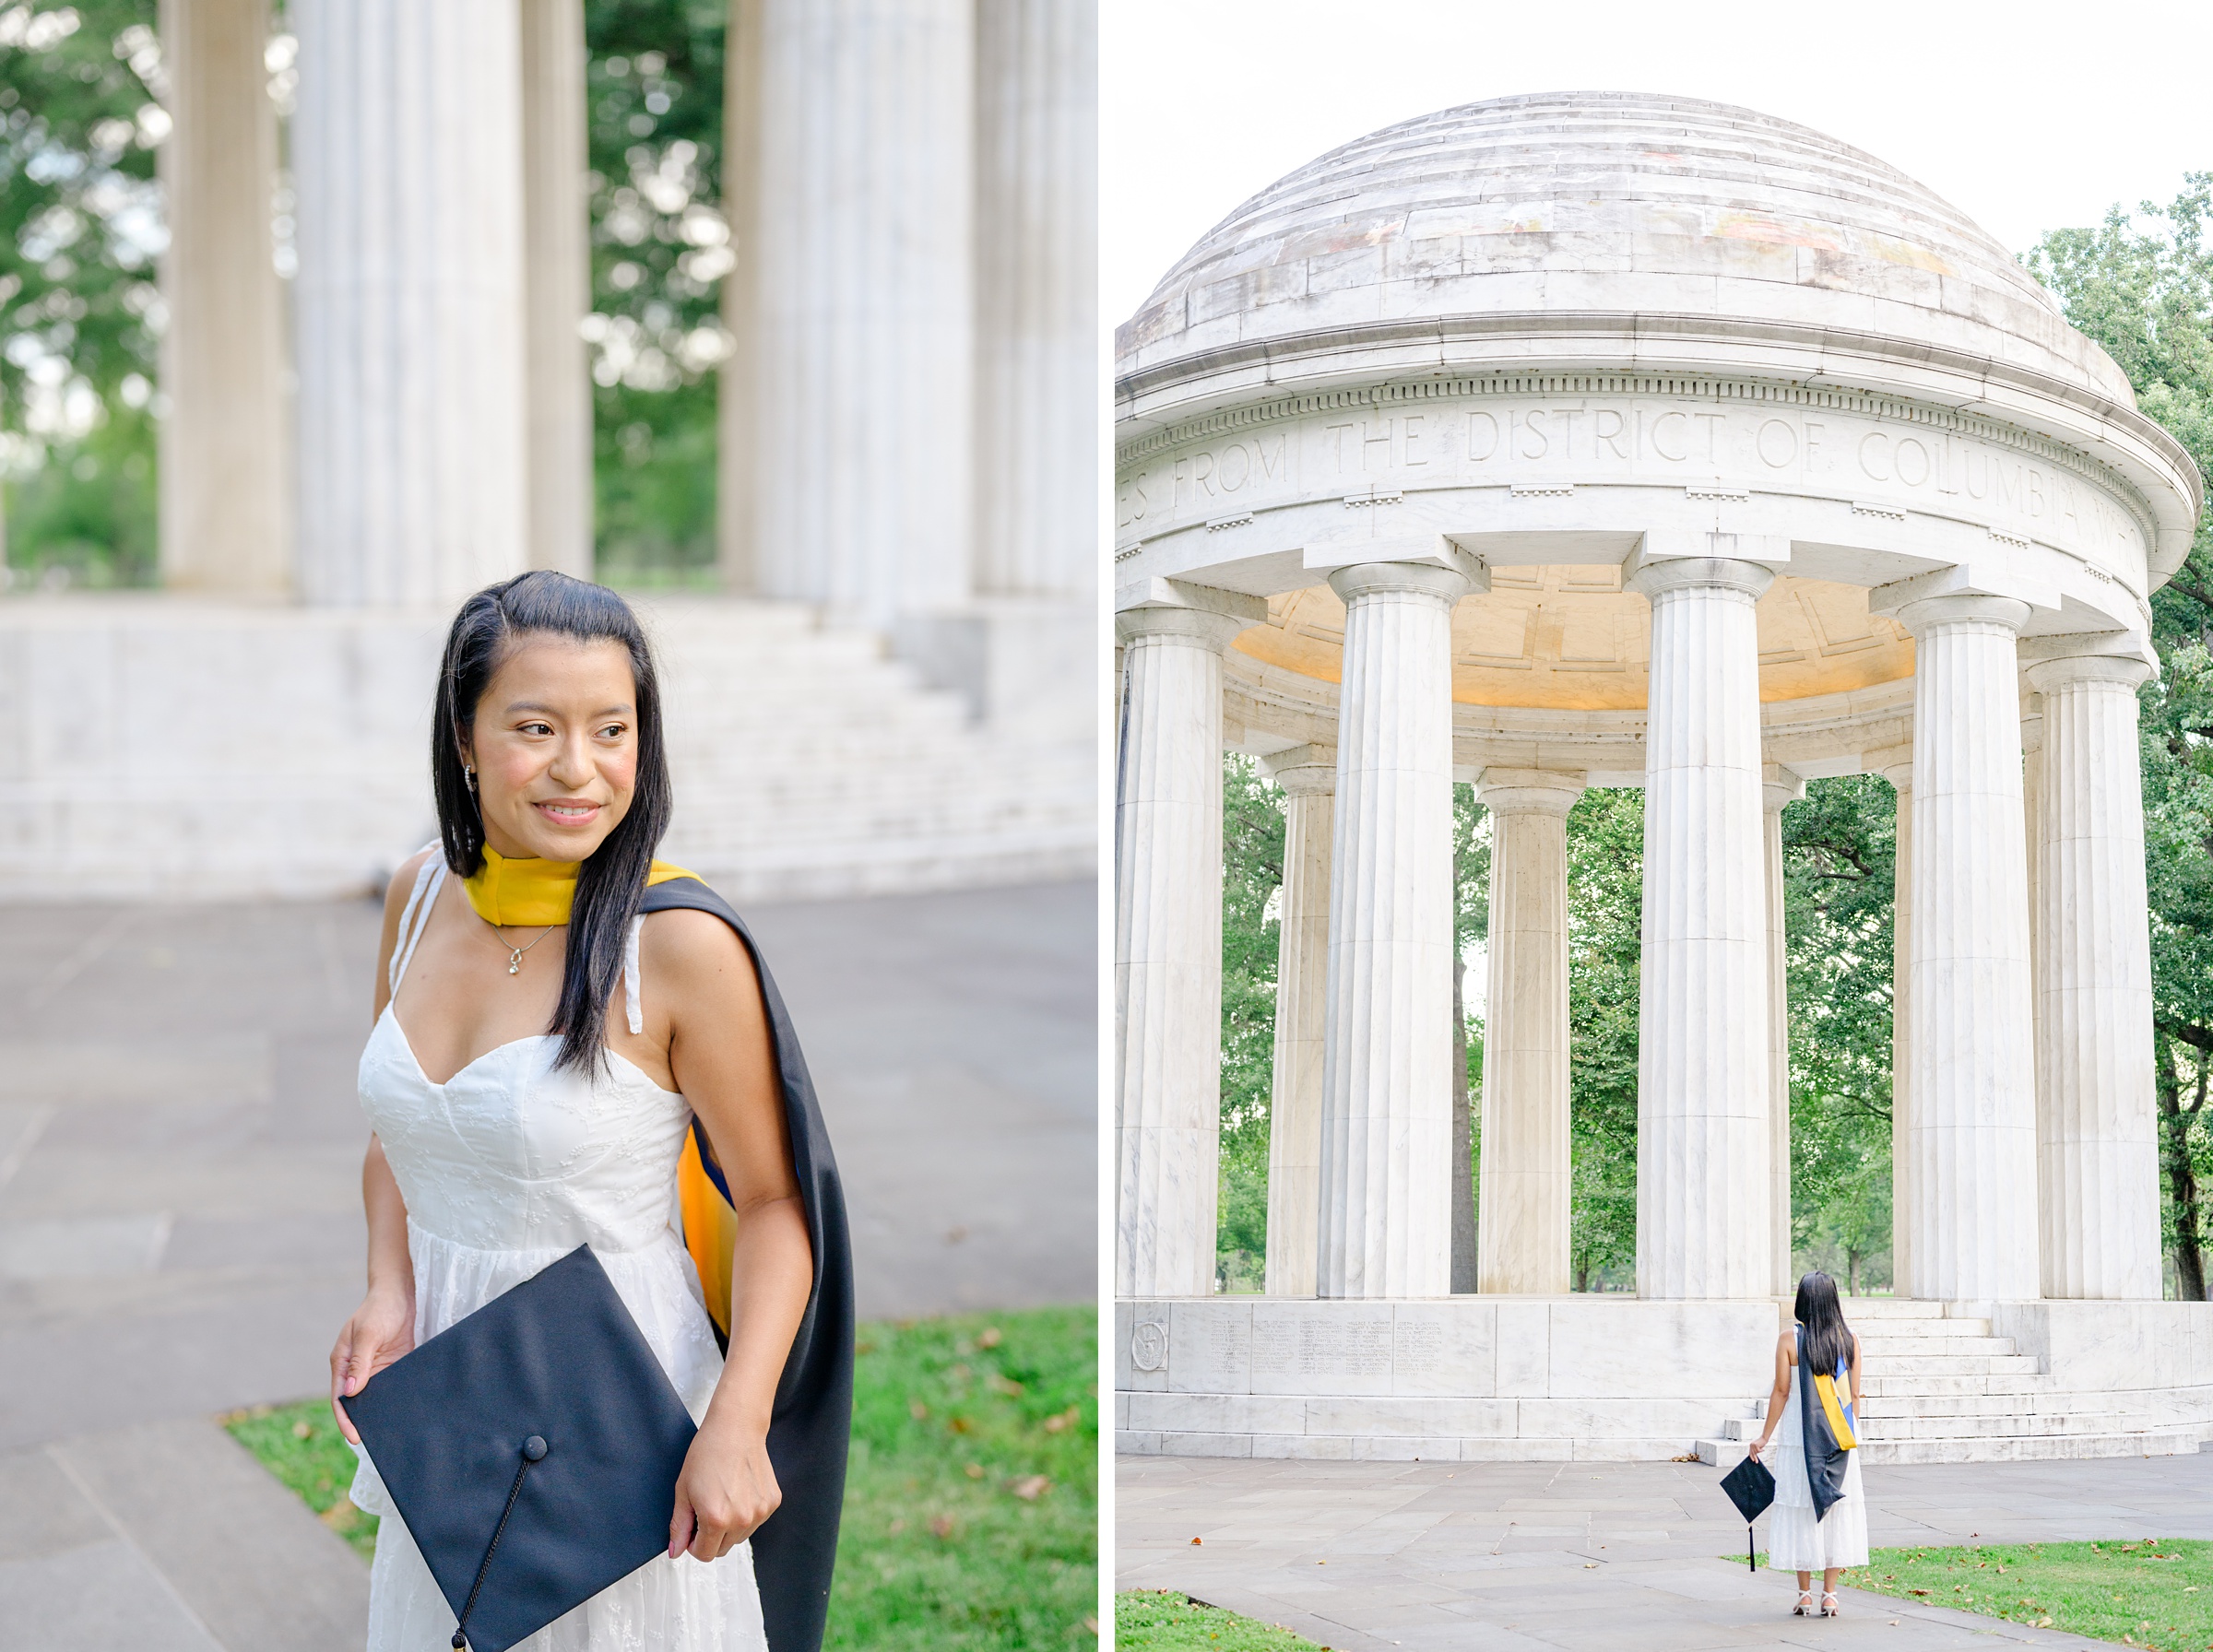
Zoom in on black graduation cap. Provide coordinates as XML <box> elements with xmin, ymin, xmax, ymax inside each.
<box><xmin>1718</xmin><ymin>1451</ymin><xmax>1776</xmax><ymax>1571</ymax></box>
<box><xmin>340</xmin><ymin>1245</ymin><xmax>698</xmax><ymax>1652</ymax></box>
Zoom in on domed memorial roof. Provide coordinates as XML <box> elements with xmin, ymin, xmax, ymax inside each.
<box><xmin>1115</xmin><ymin>90</ymin><xmax>2199</xmax><ymax>579</ymax></box>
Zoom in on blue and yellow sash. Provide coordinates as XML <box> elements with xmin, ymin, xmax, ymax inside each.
<box><xmin>1796</xmin><ymin>1327</ymin><xmax>1856</xmax><ymax>1521</ymax></box>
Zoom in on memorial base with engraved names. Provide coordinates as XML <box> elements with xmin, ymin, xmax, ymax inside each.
<box><xmin>1115</xmin><ymin>1296</ymin><xmax>2213</xmax><ymax>1465</ymax></box>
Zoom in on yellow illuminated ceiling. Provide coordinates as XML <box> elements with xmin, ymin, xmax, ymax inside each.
<box><xmin>1234</xmin><ymin>568</ymin><xmax>1915</xmax><ymax>710</ymax></box>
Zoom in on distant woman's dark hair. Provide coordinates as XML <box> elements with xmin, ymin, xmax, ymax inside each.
<box><xmin>432</xmin><ymin>571</ymin><xmax>672</xmax><ymax>1075</ymax></box>
<box><xmin>1793</xmin><ymin>1270</ymin><xmax>1853</xmax><ymax>1376</ymax></box>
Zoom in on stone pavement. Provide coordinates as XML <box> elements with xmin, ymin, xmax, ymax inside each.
<box><xmin>1118</xmin><ymin>1450</ymin><xmax>2213</xmax><ymax>1650</ymax></box>
<box><xmin>0</xmin><ymin>879</ymin><xmax>1095</xmax><ymax>1649</ymax></box>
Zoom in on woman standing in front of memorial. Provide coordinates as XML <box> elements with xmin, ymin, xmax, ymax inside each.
<box><xmin>324</xmin><ymin>571</ymin><xmax>852</xmax><ymax>1652</ymax></box>
<box><xmin>1747</xmin><ymin>1271</ymin><xmax>1869</xmax><ymax>1617</ymax></box>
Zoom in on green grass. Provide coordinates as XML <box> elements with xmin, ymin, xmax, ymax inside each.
<box><xmin>221</xmin><ymin>1400</ymin><xmax>381</xmax><ymax>1561</ymax></box>
<box><xmin>1115</xmin><ymin>1591</ymin><xmax>1326</xmax><ymax>1649</ymax></box>
<box><xmin>223</xmin><ymin>1304</ymin><xmax>1097</xmax><ymax>1648</ymax></box>
<box><xmin>827</xmin><ymin>1305</ymin><xmax>1096</xmax><ymax>1649</ymax></box>
<box><xmin>1841</xmin><ymin>1540</ymin><xmax>2213</xmax><ymax>1649</ymax></box>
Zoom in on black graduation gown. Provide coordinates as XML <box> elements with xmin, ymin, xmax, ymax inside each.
<box><xmin>642</xmin><ymin>877</ymin><xmax>854</xmax><ymax>1652</ymax></box>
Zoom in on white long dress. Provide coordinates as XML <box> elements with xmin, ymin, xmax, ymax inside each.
<box><xmin>1765</xmin><ymin>1371</ymin><xmax>1870</xmax><ymax>1574</ymax></box>
<box><xmin>349</xmin><ymin>860</ymin><xmax>769</xmax><ymax>1652</ymax></box>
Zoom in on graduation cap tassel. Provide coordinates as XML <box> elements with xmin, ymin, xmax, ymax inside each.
<box><xmin>1747</xmin><ymin>1524</ymin><xmax>1756</xmax><ymax>1573</ymax></box>
<box><xmin>451</xmin><ymin>1435</ymin><xmax>549</xmax><ymax>1651</ymax></box>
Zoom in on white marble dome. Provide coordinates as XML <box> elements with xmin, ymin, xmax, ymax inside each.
<box><xmin>1118</xmin><ymin>90</ymin><xmax>2120</xmax><ymax>392</ymax></box>
<box><xmin>1115</xmin><ymin>89</ymin><xmax>2199</xmax><ymax>575</ymax></box>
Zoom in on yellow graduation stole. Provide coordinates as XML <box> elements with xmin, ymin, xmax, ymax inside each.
<box><xmin>1812</xmin><ymin>1366</ymin><xmax>1859</xmax><ymax>1450</ymax></box>
<box><xmin>464</xmin><ymin>847</ymin><xmax>739</xmax><ymax>1341</ymax></box>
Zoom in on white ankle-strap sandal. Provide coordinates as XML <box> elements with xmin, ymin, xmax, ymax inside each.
<box><xmin>1820</xmin><ymin>1590</ymin><xmax>1840</xmax><ymax>1617</ymax></box>
<box><xmin>1793</xmin><ymin>1589</ymin><xmax>1814</xmax><ymax>1616</ymax></box>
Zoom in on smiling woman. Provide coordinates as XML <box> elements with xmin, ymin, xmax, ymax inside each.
<box><xmin>326</xmin><ymin>570</ymin><xmax>854</xmax><ymax>1652</ymax></box>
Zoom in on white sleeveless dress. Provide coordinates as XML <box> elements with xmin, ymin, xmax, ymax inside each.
<box><xmin>1765</xmin><ymin>1369</ymin><xmax>1870</xmax><ymax>1573</ymax></box>
<box><xmin>349</xmin><ymin>859</ymin><xmax>770</xmax><ymax>1652</ymax></box>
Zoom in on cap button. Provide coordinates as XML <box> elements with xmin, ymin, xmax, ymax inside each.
<box><xmin>522</xmin><ymin>1434</ymin><xmax>548</xmax><ymax>1461</ymax></box>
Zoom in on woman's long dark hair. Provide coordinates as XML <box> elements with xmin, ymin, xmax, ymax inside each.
<box><xmin>1793</xmin><ymin>1270</ymin><xmax>1853</xmax><ymax>1376</ymax></box>
<box><xmin>432</xmin><ymin>571</ymin><xmax>672</xmax><ymax>1075</ymax></box>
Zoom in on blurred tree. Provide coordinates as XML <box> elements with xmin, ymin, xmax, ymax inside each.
<box><xmin>1780</xmin><ymin>774</ymin><xmax>1897</xmax><ymax>1292</ymax></box>
<box><xmin>0</xmin><ymin>1</ymin><xmax>165</xmax><ymax>587</ymax></box>
<box><xmin>2030</xmin><ymin>176</ymin><xmax>2213</xmax><ymax>1296</ymax></box>
<box><xmin>1450</xmin><ymin>783</ymin><xmax>1487</xmax><ymax>1290</ymax></box>
<box><xmin>1563</xmin><ymin>785</ymin><xmax>1640</xmax><ymax>1290</ymax></box>
<box><xmin>583</xmin><ymin>0</ymin><xmax>728</xmax><ymax>585</ymax></box>
<box><xmin>1215</xmin><ymin>753</ymin><xmax>1284</xmax><ymax>1291</ymax></box>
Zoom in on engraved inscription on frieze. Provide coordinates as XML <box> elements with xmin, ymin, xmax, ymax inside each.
<box><xmin>1119</xmin><ymin>390</ymin><xmax>2145</xmax><ymax>573</ymax></box>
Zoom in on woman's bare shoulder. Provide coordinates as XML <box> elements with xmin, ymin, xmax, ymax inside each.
<box><xmin>383</xmin><ymin>848</ymin><xmax>438</xmax><ymax>916</ymax></box>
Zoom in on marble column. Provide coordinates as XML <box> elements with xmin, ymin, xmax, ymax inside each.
<box><xmin>292</xmin><ymin>0</ymin><xmax>529</xmax><ymax>606</ymax></box>
<box><xmin>1473</xmin><ymin>769</ymin><xmax>1585</xmax><ymax>1294</ymax></box>
<box><xmin>2027</xmin><ymin>645</ymin><xmax>2160</xmax><ymax>1299</ymax></box>
<box><xmin>157</xmin><ymin>0</ymin><xmax>288</xmax><ymax>595</ymax></box>
<box><xmin>1260</xmin><ymin>745</ymin><xmax>1334</xmax><ymax>1298</ymax></box>
<box><xmin>2023</xmin><ymin>700</ymin><xmax>2046</xmax><ymax>1147</ymax></box>
<box><xmin>519</xmin><ymin>0</ymin><xmax>594</xmax><ymax>579</ymax></box>
<box><xmin>1764</xmin><ymin>764</ymin><xmax>1805</xmax><ymax>1296</ymax></box>
<box><xmin>1115</xmin><ymin>587</ymin><xmax>1260</xmax><ymax>1297</ymax></box>
<box><xmin>973</xmin><ymin>0</ymin><xmax>1095</xmax><ymax>598</ymax></box>
<box><xmin>1872</xmin><ymin>747</ymin><xmax>1917</xmax><ymax>1298</ymax></box>
<box><xmin>1318</xmin><ymin>560</ymin><xmax>1473</xmax><ymax>1299</ymax></box>
<box><xmin>719</xmin><ymin>0</ymin><xmax>975</xmax><ymax>624</ymax></box>
<box><xmin>1627</xmin><ymin>557</ymin><xmax>1774</xmax><ymax>1301</ymax></box>
<box><xmin>1898</xmin><ymin>596</ymin><xmax>2041</xmax><ymax>1303</ymax></box>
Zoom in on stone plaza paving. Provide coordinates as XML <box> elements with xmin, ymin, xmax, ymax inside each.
<box><xmin>1119</xmin><ymin>1451</ymin><xmax>2213</xmax><ymax>1650</ymax></box>
<box><xmin>0</xmin><ymin>879</ymin><xmax>1095</xmax><ymax>1649</ymax></box>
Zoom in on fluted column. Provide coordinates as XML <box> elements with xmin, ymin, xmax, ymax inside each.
<box><xmin>1473</xmin><ymin>769</ymin><xmax>1585</xmax><ymax>1294</ymax></box>
<box><xmin>1260</xmin><ymin>746</ymin><xmax>1334</xmax><ymax>1297</ymax></box>
<box><xmin>1627</xmin><ymin>557</ymin><xmax>1774</xmax><ymax>1300</ymax></box>
<box><xmin>293</xmin><ymin>0</ymin><xmax>528</xmax><ymax>607</ymax></box>
<box><xmin>974</xmin><ymin>0</ymin><xmax>1095</xmax><ymax>598</ymax></box>
<box><xmin>1318</xmin><ymin>560</ymin><xmax>1473</xmax><ymax>1298</ymax></box>
<box><xmin>720</xmin><ymin>0</ymin><xmax>974</xmax><ymax>623</ymax></box>
<box><xmin>1899</xmin><ymin>595</ymin><xmax>2041</xmax><ymax>1302</ymax></box>
<box><xmin>1115</xmin><ymin>588</ymin><xmax>1259</xmax><ymax>1297</ymax></box>
<box><xmin>2027</xmin><ymin>645</ymin><xmax>2160</xmax><ymax>1299</ymax></box>
<box><xmin>1872</xmin><ymin>747</ymin><xmax>1918</xmax><ymax>1297</ymax></box>
<box><xmin>1764</xmin><ymin>764</ymin><xmax>1805</xmax><ymax>1295</ymax></box>
<box><xmin>158</xmin><ymin>0</ymin><xmax>288</xmax><ymax>594</ymax></box>
<box><xmin>519</xmin><ymin>0</ymin><xmax>594</xmax><ymax>578</ymax></box>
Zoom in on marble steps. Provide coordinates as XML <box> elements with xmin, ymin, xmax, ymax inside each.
<box><xmin>632</xmin><ymin>598</ymin><xmax>1095</xmax><ymax>900</ymax></box>
<box><xmin>1694</xmin><ymin>1301</ymin><xmax>2204</xmax><ymax>1466</ymax></box>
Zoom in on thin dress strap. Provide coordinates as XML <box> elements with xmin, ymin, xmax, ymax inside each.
<box><xmin>388</xmin><ymin>857</ymin><xmax>446</xmax><ymax>997</ymax></box>
<box><xmin>622</xmin><ymin>916</ymin><xmax>645</xmax><ymax>1036</ymax></box>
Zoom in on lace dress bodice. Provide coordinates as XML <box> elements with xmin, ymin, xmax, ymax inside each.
<box><xmin>350</xmin><ymin>857</ymin><xmax>767</xmax><ymax>1652</ymax></box>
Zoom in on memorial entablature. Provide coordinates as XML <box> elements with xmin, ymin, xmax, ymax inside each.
<box><xmin>1113</xmin><ymin>92</ymin><xmax>2212</xmax><ymax>1466</ymax></box>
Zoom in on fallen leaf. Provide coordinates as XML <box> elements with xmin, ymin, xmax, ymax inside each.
<box><xmin>945</xmin><ymin>1225</ymin><xmax>968</xmax><ymax>1244</ymax></box>
<box><xmin>1083</xmin><ymin>1617</ymin><xmax>1097</xmax><ymax>1635</ymax></box>
<box><xmin>964</xmin><ymin>1464</ymin><xmax>984</xmax><ymax>1480</ymax></box>
<box><xmin>887</xmin><ymin>1517</ymin><xmax>905</xmax><ymax>1535</ymax></box>
<box><xmin>1190</xmin><ymin>1537</ymin><xmax>1201</xmax><ymax>1545</ymax></box>
<box><xmin>979</xmin><ymin>1327</ymin><xmax>1002</xmax><ymax>1349</ymax></box>
<box><xmin>292</xmin><ymin>1420</ymin><xmax>313</xmax><ymax>1440</ymax></box>
<box><xmin>909</xmin><ymin>1399</ymin><xmax>929</xmax><ymax>1421</ymax></box>
<box><xmin>929</xmin><ymin>1514</ymin><xmax>954</xmax><ymax>1540</ymax></box>
<box><xmin>1012</xmin><ymin>1475</ymin><xmax>1050</xmax><ymax>1501</ymax></box>
<box><xmin>951</xmin><ymin>1416</ymin><xmax>973</xmax><ymax>1434</ymax></box>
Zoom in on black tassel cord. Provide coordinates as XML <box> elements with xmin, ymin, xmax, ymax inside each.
<box><xmin>451</xmin><ymin>1434</ymin><xmax>548</xmax><ymax>1651</ymax></box>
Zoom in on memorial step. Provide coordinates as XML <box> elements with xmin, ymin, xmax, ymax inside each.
<box><xmin>1696</xmin><ymin>1428</ymin><xmax>2201</xmax><ymax>1468</ymax></box>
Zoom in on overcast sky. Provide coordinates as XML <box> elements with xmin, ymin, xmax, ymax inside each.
<box><xmin>1102</xmin><ymin>0</ymin><xmax>2213</xmax><ymax>325</ymax></box>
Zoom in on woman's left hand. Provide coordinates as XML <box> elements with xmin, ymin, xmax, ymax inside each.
<box><xmin>669</xmin><ymin>1415</ymin><xmax>782</xmax><ymax>1562</ymax></box>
